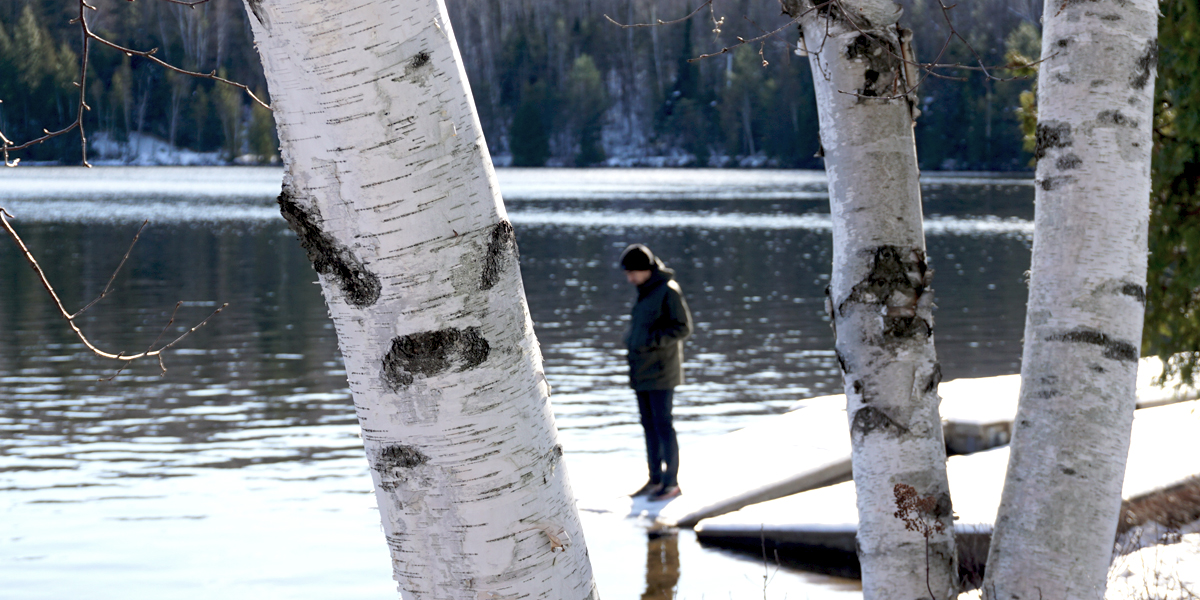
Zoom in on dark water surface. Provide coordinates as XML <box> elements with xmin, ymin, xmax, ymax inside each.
<box><xmin>0</xmin><ymin>167</ymin><xmax>1032</xmax><ymax>599</ymax></box>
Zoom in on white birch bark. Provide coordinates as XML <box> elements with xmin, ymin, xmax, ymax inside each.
<box><xmin>238</xmin><ymin>2</ymin><xmax>598</xmax><ymax>599</ymax></box>
<box><xmin>781</xmin><ymin>1</ymin><xmax>956</xmax><ymax>598</ymax></box>
<box><xmin>983</xmin><ymin>1</ymin><xmax>1157</xmax><ymax>598</ymax></box>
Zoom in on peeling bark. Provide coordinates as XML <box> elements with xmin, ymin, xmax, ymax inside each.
<box><xmin>983</xmin><ymin>0</ymin><xmax>1157</xmax><ymax>597</ymax></box>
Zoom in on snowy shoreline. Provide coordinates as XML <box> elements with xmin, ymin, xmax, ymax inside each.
<box><xmin>19</xmin><ymin>131</ymin><xmax>1037</xmax><ymax>174</ymax></box>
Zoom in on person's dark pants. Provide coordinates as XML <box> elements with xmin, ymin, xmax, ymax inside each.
<box><xmin>636</xmin><ymin>389</ymin><xmax>679</xmax><ymax>488</ymax></box>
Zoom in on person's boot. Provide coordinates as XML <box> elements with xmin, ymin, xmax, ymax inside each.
<box><xmin>631</xmin><ymin>481</ymin><xmax>661</xmax><ymax>497</ymax></box>
<box><xmin>649</xmin><ymin>485</ymin><xmax>681</xmax><ymax>502</ymax></box>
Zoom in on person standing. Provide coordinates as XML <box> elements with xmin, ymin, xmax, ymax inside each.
<box><xmin>620</xmin><ymin>244</ymin><xmax>693</xmax><ymax>502</ymax></box>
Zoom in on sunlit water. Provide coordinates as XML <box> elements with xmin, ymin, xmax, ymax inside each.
<box><xmin>0</xmin><ymin>167</ymin><xmax>1033</xmax><ymax>599</ymax></box>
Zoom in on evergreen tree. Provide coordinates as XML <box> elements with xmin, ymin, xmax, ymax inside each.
<box><xmin>0</xmin><ymin>19</ymin><xmax>14</xmax><ymax>132</ymax></box>
<box><xmin>565</xmin><ymin>54</ymin><xmax>608</xmax><ymax>166</ymax></box>
<box><xmin>510</xmin><ymin>86</ymin><xmax>550</xmax><ymax>167</ymax></box>
<box><xmin>1001</xmin><ymin>22</ymin><xmax>1041</xmax><ymax>165</ymax></box>
<box><xmin>248</xmin><ymin>87</ymin><xmax>277</xmax><ymax>164</ymax></box>
<box><xmin>1</xmin><ymin>5</ymin><xmax>77</xmax><ymax>161</ymax></box>
<box><xmin>718</xmin><ymin>45</ymin><xmax>768</xmax><ymax>158</ymax></box>
<box><xmin>657</xmin><ymin>19</ymin><xmax>715</xmax><ymax>166</ymax></box>
<box><xmin>213</xmin><ymin>68</ymin><xmax>243</xmax><ymax>160</ymax></box>
<box><xmin>1144</xmin><ymin>0</ymin><xmax>1200</xmax><ymax>384</ymax></box>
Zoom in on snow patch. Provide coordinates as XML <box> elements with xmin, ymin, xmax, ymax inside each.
<box><xmin>89</xmin><ymin>132</ymin><xmax>224</xmax><ymax>166</ymax></box>
<box><xmin>1107</xmin><ymin>526</ymin><xmax>1200</xmax><ymax>600</ymax></box>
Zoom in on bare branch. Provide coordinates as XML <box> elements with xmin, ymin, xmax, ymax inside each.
<box><xmin>691</xmin><ymin>13</ymin><xmax>804</xmax><ymax>62</ymax></box>
<box><xmin>157</xmin><ymin>0</ymin><xmax>213</xmax><ymax>6</ymax></box>
<box><xmin>605</xmin><ymin>1</ymin><xmax>712</xmax><ymax>28</ymax></box>
<box><xmin>72</xmin><ymin>220</ymin><xmax>149</xmax><ymax>319</ymax></box>
<box><xmin>0</xmin><ymin>208</ymin><xmax>227</xmax><ymax>376</ymax></box>
<box><xmin>85</xmin><ymin>31</ymin><xmax>270</xmax><ymax>110</ymax></box>
<box><xmin>0</xmin><ymin>0</ymin><xmax>268</xmax><ymax>167</ymax></box>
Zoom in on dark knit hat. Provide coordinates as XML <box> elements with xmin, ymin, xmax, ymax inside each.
<box><xmin>619</xmin><ymin>244</ymin><xmax>655</xmax><ymax>271</ymax></box>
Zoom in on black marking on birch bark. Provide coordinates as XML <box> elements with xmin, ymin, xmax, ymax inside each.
<box><xmin>924</xmin><ymin>363</ymin><xmax>942</xmax><ymax>394</ymax></box>
<box><xmin>1130</xmin><ymin>40</ymin><xmax>1159</xmax><ymax>89</ymax></box>
<box><xmin>411</xmin><ymin>51</ymin><xmax>431</xmax><ymax>69</ymax></box>
<box><xmin>1053</xmin><ymin>73</ymin><xmax>1074</xmax><ymax>85</ymax></box>
<box><xmin>481</xmin><ymin>220</ymin><xmax>518</xmax><ymax>290</ymax></box>
<box><xmin>851</xmin><ymin>406</ymin><xmax>909</xmax><ymax>438</ymax></box>
<box><xmin>374</xmin><ymin>444</ymin><xmax>430</xmax><ymax>470</ymax></box>
<box><xmin>840</xmin><ymin>246</ymin><xmax>932</xmax><ymax>341</ymax></box>
<box><xmin>1097</xmin><ymin>110</ymin><xmax>1138</xmax><ymax>128</ymax></box>
<box><xmin>277</xmin><ymin>187</ymin><xmax>381</xmax><ymax>308</ymax></box>
<box><xmin>1120</xmin><ymin>282</ymin><xmax>1147</xmax><ymax>304</ymax></box>
<box><xmin>245</xmin><ymin>0</ymin><xmax>268</xmax><ymax>27</ymax></box>
<box><xmin>835</xmin><ymin>349</ymin><xmax>850</xmax><ymax>374</ymax></box>
<box><xmin>862</xmin><ymin>70</ymin><xmax>881</xmax><ymax>97</ymax></box>
<box><xmin>804</xmin><ymin>0</ymin><xmax>856</xmax><ymax>27</ymax></box>
<box><xmin>885</xmin><ymin>315</ymin><xmax>931</xmax><ymax>339</ymax></box>
<box><xmin>546</xmin><ymin>444</ymin><xmax>564</xmax><ymax>477</ymax></box>
<box><xmin>1056</xmin><ymin>37</ymin><xmax>1072</xmax><ymax>49</ymax></box>
<box><xmin>845</xmin><ymin>34</ymin><xmax>874</xmax><ymax>60</ymax></box>
<box><xmin>1045</xmin><ymin>327</ymin><xmax>1139</xmax><ymax>362</ymax></box>
<box><xmin>853</xmin><ymin>380</ymin><xmax>864</xmax><ymax>395</ymax></box>
<box><xmin>1061</xmin><ymin>467</ymin><xmax>1078</xmax><ymax>475</ymax></box>
<box><xmin>371</xmin><ymin>444</ymin><xmax>430</xmax><ymax>492</ymax></box>
<box><xmin>844</xmin><ymin>35</ymin><xmax>899</xmax><ymax>99</ymax></box>
<box><xmin>1035</xmin><ymin>122</ymin><xmax>1073</xmax><ymax>159</ymax></box>
<box><xmin>1056</xmin><ymin>154</ymin><xmax>1083</xmax><ymax>170</ymax></box>
<box><xmin>1037</xmin><ymin>176</ymin><xmax>1075</xmax><ymax>191</ymax></box>
<box><xmin>381</xmin><ymin>327</ymin><xmax>491</xmax><ymax>389</ymax></box>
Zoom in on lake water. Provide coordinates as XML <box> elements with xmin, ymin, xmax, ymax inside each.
<box><xmin>0</xmin><ymin>167</ymin><xmax>1034</xmax><ymax>599</ymax></box>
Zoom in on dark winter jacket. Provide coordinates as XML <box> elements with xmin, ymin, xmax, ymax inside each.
<box><xmin>625</xmin><ymin>262</ymin><xmax>693</xmax><ymax>390</ymax></box>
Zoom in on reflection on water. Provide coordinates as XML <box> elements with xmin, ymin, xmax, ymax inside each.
<box><xmin>642</xmin><ymin>532</ymin><xmax>680</xmax><ymax>600</ymax></box>
<box><xmin>0</xmin><ymin>167</ymin><xmax>1032</xmax><ymax>599</ymax></box>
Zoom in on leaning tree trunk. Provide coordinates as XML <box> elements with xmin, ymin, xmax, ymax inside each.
<box><xmin>782</xmin><ymin>1</ymin><xmax>957</xmax><ymax>598</ymax></box>
<box><xmin>239</xmin><ymin>2</ymin><xmax>598</xmax><ymax>599</ymax></box>
<box><xmin>983</xmin><ymin>1</ymin><xmax>1157</xmax><ymax>598</ymax></box>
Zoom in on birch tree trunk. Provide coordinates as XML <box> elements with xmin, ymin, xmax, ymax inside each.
<box><xmin>781</xmin><ymin>2</ymin><xmax>957</xmax><ymax>598</ymax></box>
<box><xmin>238</xmin><ymin>2</ymin><xmax>598</xmax><ymax>599</ymax></box>
<box><xmin>983</xmin><ymin>1</ymin><xmax>1157</xmax><ymax>598</ymax></box>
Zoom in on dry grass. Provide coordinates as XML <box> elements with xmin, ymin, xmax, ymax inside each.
<box><xmin>1118</xmin><ymin>476</ymin><xmax>1200</xmax><ymax>537</ymax></box>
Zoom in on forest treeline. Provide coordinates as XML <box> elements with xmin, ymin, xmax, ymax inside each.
<box><xmin>1</xmin><ymin>0</ymin><xmax>1043</xmax><ymax>169</ymax></box>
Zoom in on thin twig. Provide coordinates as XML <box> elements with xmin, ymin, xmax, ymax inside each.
<box><xmin>692</xmin><ymin>13</ymin><xmax>805</xmax><ymax>62</ymax></box>
<box><xmin>0</xmin><ymin>208</ymin><xmax>227</xmax><ymax>375</ymax></box>
<box><xmin>85</xmin><ymin>33</ymin><xmax>269</xmax><ymax>109</ymax></box>
<box><xmin>605</xmin><ymin>1</ymin><xmax>712</xmax><ymax>28</ymax></box>
<box><xmin>72</xmin><ymin>219</ymin><xmax>148</xmax><ymax>319</ymax></box>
